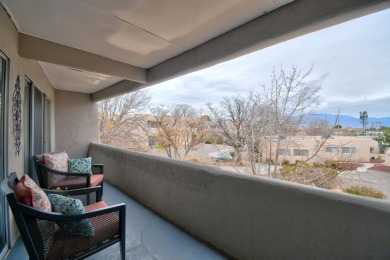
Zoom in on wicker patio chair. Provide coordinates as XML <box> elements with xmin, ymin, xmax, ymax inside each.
<box><xmin>1</xmin><ymin>172</ymin><xmax>126</xmax><ymax>260</ymax></box>
<box><xmin>33</xmin><ymin>153</ymin><xmax>104</xmax><ymax>191</ymax></box>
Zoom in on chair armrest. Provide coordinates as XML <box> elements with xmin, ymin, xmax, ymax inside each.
<box><xmin>43</xmin><ymin>186</ymin><xmax>103</xmax><ymax>205</ymax></box>
<box><xmin>18</xmin><ymin>202</ymin><xmax>126</xmax><ymax>221</ymax></box>
<box><xmin>91</xmin><ymin>164</ymin><xmax>104</xmax><ymax>174</ymax></box>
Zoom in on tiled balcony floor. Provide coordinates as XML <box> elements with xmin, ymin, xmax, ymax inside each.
<box><xmin>6</xmin><ymin>182</ymin><xmax>227</xmax><ymax>260</ymax></box>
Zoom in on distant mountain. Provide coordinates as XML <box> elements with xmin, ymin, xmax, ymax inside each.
<box><xmin>306</xmin><ymin>114</ymin><xmax>390</xmax><ymax>128</ymax></box>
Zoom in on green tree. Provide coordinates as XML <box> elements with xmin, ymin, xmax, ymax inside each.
<box><xmin>359</xmin><ymin>111</ymin><xmax>368</xmax><ymax>134</ymax></box>
<box><xmin>374</xmin><ymin>129</ymin><xmax>390</xmax><ymax>151</ymax></box>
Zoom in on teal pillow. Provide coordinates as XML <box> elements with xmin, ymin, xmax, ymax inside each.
<box><xmin>68</xmin><ymin>157</ymin><xmax>92</xmax><ymax>173</ymax></box>
<box><xmin>48</xmin><ymin>194</ymin><xmax>94</xmax><ymax>237</ymax></box>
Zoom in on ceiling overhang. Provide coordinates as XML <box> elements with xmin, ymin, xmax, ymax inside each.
<box><xmin>1</xmin><ymin>0</ymin><xmax>390</xmax><ymax>100</ymax></box>
<box><xmin>19</xmin><ymin>33</ymin><xmax>147</xmax><ymax>83</ymax></box>
<box><xmin>93</xmin><ymin>0</ymin><xmax>390</xmax><ymax>101</ymax></box>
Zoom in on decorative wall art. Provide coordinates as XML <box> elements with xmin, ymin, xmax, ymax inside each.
<box><xmin>12</xmin><ymin>75</ymin><xmax>21</xmax><ymax>156</ymax></box>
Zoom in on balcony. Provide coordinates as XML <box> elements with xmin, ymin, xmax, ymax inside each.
<box><xmin>6</xmin><ymin>142</ymin><xmax>390</xmax><ymax>259</ymax></box>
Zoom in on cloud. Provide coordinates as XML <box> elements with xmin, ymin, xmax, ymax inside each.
<box><xmin>316</xmin><ymin>96</ymin><xmax>390</xmax><ymax>118</ymax></box>
<box><xmin>147</xmin><ymin>9</ymin><xmax>390</xmax><ymax>118</ymax></box>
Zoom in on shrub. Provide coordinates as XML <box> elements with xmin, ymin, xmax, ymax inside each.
<box><xmin>230</xmin><ymin>151</ymin><xmax>236</xmax><ymax>158</ymax></box>
<box><xmin>312</xmin><ymin>162</ymin><xmax>323</xmax><ymax>167</ymax></box>
<box><xmin>377</xmin><ymin>155</ymin><xmax>382</xmax><ymax>160</ymax></box>
<box><xmin>266</xmin><ymin>158</ymin><xmax>274</xmax><ymax>164</ymax></box>
<box><xmin>282</xmin><ymin>159</ymin><xmax>290</xmax><ymax>166</ymax></box>
<box><xmin>280</xmin><ymin>165</ymin><xmax>295</xmax><ymax>174</ymax></box>
<box><xmin>152</xmin><ymin>145</ymin><xmax>165</xmax><ymax>150</ymax></box>
<box><xmin>344</xmin><ymin>186</ymin><xmax>385</xmax><ymax>199</ymax></box>
<box><xmin>324</xmin><ymin>160</ymin><xmax>341</xmax><ymax>169</ymax></box>
<box><xmin>205</xmin><ymin>137</ymin><xmax>223</xmax><ymax>144</ymax></box>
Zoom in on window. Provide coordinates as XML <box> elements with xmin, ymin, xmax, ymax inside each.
<box><xmin>278</xmin><ymin>149</ymin><xmax>291</xmax><ymax>155</ymax></box>
<box><xmin>325</xmin><ymin>147</ymin><xmax>339</xmax><ymax>153</ymax></box>
<box><xmin>342</xmin><ymin>147</ymin><xmax>356</xmax><ymax>153</ymax></box>
<box><xmin>293</xmin><ymin>149</ymin><xmax>309</xmax><ymax>156</ymax></box>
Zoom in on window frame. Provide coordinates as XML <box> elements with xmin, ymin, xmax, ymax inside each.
<box><xmin>277</xmin><ymin>149</ymin><xmax>291</xmax><ymax>156</ymax></box>
<box><xmin>293</xmin><ymin>149</ymin><xmax>309</xmax><ymax>156</ymax></box>
<box><xmin>342</xmin><ymin>147</ymin><xmax>356</xmax><ymax>154</ymax></box>
<box><xmin>325</xmin><ymin>147</ymin><xmax>340</xmax><ymax>153</ymax></box>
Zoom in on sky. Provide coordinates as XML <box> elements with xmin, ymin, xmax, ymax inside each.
<box><xmin>146</xmin><ymin>8</ymin><xmax>390</xmax><ymax>118</ymax></box>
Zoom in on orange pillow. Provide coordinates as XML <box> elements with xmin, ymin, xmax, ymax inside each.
<box><xmin>13</xmin><ymin>175</ymin><xmax>51</xmax><ymax>212</ymax></box>
<box><xmin>14</xmin><ymin>175</ymin><xmax>33</xmax><ymax>206</ymax></box>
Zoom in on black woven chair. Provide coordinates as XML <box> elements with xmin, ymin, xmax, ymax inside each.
<box><xmin>1</xmin><ymin>172</ymin><xmax>126</xmax><ymax>260</ymax></box>
<box><xmin>33</xmin><ymin>154</ymin><xmax>104</xmax><ymax>191</ymax></box>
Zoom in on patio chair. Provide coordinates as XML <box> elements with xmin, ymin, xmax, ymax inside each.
<box><xmin>33</xmin><ymin>152</ymin><xmax>104</xmax><ymax>191</ymax></box>
<box><xmin>1</xmin><ymin>172</ymin><xmax>126</xmax><ymax>260</ymax></box>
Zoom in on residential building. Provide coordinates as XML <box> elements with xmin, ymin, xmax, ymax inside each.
<box><xmin>266</xmin><ymin>136</ymin><xmax>379</xmax><ymax>163</ymax></box>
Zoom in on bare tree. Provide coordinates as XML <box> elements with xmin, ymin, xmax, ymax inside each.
<box><xmin>305</xmin><ymin>119</ymin><xmax>332</xmax><ymax>136</ymax></box>
<box><xmin>207</xmin><ymin>93</ymin><xmax>254</xmax><ymax>164</ymax></box>
<box><xmin>151</xmin><ymin>104</ymin><xmax>209</xmax><ymax>159</ymax></box>
<box><xmin>264</xmin><ymin>65</ymin><xmax>320</xmax><ymax>176</ymax></box>
<box><xmin>245</xmin><ymin>93</ymin><xmax>273</xmax><ymax>174</ymax></box>
<box><xmin>98</xmin><ymin>90</ymin><xmax>151</xmax><ymax>148</ymax></box>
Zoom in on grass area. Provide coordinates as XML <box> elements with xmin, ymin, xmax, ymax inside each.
<box><xmin>344</xmin><ymin>186</ymin><xmax>385</xmax><ymax>199</ymax></box>
<box><xmin>152</xmin><ymin>145</ymin><xmax>165</xmax><ymax>150</ymax></box>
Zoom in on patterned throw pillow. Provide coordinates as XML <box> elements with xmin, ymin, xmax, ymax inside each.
<box><xmin>48</xmin><ymin>194</ymin><xmax>94</xmax><ymax>237</ymax></box>
<box><xmin>42</xmin><ymin>151</ymin><xmax>69</xmax><ymax>186</ymax></box>
<box><xmin>15</xmin><ymin>175</ymin><xmax>52</xmax><ymax>212</ymax></box>
<box><xmin>68</xmin><ymin>157</ymin><xmax>92</xmax><ymax>173</ymax></box>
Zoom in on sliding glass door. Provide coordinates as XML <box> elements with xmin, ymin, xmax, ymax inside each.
<box><xmin>0</xmin><ymin>52</ymin><xmax>8</xmax><ymax>258</ymax></box>
<box><xmin>24</xmin><ymin>82</ymin><xmax>51</xmax><ymax>182</ymax></box>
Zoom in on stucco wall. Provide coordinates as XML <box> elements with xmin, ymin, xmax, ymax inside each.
<box><xmin>384</xmin><ymin>148</ymin><xmax>390</xmax><ymax>166</ymax></box>
<box><xmin>264</xmin><ymin>136</ymin><xmax>373</xmax><ymax>163</ymax></box>
<box><xmin>89</xmin><ymin>142</ymin><xmax>390</xmax><ymax>259</ymax></box>
<box><xmin>55</xmin><ymin>89</ymin><xmax>99</xmax><ymax>158</ymax></box>
<box><xmin>0</xmin><ymin>6</ymin><xmax>57</xmax><ymax>246</ymax></box>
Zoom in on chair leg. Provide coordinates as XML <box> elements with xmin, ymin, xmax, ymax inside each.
<box><xmin>120</xmin><ymin>238</ymin><xmax>125</xmax><ymax>260</ymax></box>
<box><xmin>120</xmin><ymin>205</ymin><xmax>126</xmax><ymax>260</ymax></box>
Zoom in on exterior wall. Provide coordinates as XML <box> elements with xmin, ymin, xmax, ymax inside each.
<box><xmin>0</xmin><ymin>6</ymin><xmax>56</xmax><ymax>246</ymax></box>
<box><xmin>370</xmin><ymin>138</ymin><xmax>380</xmax><ymax>153</ymax></box>
<box><xmin>266</xmin><ymin>136</ymin><xmax>373</xmax><ymax>164</ymax></box>
<box><xmin>89</xmin><ymin>142</ymin><xmax>390</xmax><ymax>259</ymax></box>
<box><xmin>55</xmin><ymin>89</ymin><xmax>99</xmax><ymax>158</ymax></box>
<box><xmin>384</xmin><ymin>148</ymin><xmax>390</xmax><ymax>166</ymax></box>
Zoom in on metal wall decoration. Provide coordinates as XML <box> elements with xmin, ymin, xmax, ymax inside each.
<box><xmin>12</xmin><ymin>75</ymin><xmax>21</xmax><ymax>156</ymax></box>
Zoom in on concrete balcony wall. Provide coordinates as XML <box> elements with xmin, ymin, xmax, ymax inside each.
<box><xmin>89</xmin><ymin>142</ymin><xmax>390</xmax><ymax>259</ymax></box>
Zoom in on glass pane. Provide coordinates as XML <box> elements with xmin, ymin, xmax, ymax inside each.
<box><xmin>342</xmin><ymin>147</ymin><xmax>356</xmax><ymax>153</ymax></box>
<box><xmin>32</xmin><ymin>87</ymin><xmax>42</xmax><ymax>182</ymax></box>
<box><xmin>0</xmin><ymin>56</ymin><xmax>7</xmax><ymax>254</ymax></box>
<box><xmin>326</xmin><ymin>147</ymin><xmax>339</xmax><ymax>153</ymax></box>
<box><xmin>278</xmin><ymin>149</ymin><xmax>290</xmax><ymax>155</ymax></box>
<box><xmin>24</xmin><ymin>80</ymin><xmax>32</xmax><ymax>175</ymax></box>
<box><xmin>43</xmin><ymin>97</ymin><xmax>51</xmax><ymax>153</ymax></box>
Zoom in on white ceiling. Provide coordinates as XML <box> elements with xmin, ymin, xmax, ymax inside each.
<box><xmin>1</xmin><ymin>0</ymin><xmax>293</xmax><ymax>93</ymax></box>
<box><xmin>40</xmin><ymin>62</ymin><xmax>122</xmax><ymax>94</ymax></box>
